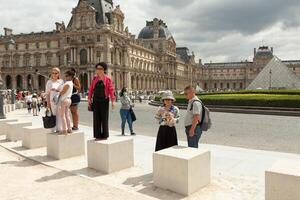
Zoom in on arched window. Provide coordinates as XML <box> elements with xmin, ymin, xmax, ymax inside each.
<box><xmin>27</xmin><ymin>75</ymin><xmax>32</xmax><ymax>90</ymax></box>
<box><xmin>16</xmin><ymin>75</ymin><xmax>23</xmax><ymax>89</ymax></box>
<box><xmin>81</xmin><ymin>36</ymin><xmax>86</xmax><ymax>43</ymax></box>
<box><xmin>6</xmin><ymin>75</ymin><xmax>12</xmax><ymax>89</ymax></box>
<box><xmin>80</xmin><ymin>49</ymin><xmax>88</xmax><ymax>65</ymax></box>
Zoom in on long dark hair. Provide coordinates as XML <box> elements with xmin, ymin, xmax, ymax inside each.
<box><xmin>120</xmin><ymin>87</ymin><xmax>127</xmax><ymax>97</ymax></box>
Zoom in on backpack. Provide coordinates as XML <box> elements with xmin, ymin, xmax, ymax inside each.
<box><xmin>190</xmin><ymin>100</ymin><xmax>212</xmax><ymax>132</ymax></box>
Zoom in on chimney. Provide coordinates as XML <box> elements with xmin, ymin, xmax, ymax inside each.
<box><xmin>199</xmin><ymin>59</ymin><xmax>202</xmax><ymax>64</ymax></box>
<box><xmin>254</xmin><ymin>48</ymin><xmax>256</xmax><ymax>56</ymax></box>
<box><xmin>4</xmin><ymin>28</ymin><xmax>13</xmax><ymax>36</ymax></box>
<box><xmin>271</xmin><ymin>47</ymin><xmax>273</xmax><ymax>53</ymax></box>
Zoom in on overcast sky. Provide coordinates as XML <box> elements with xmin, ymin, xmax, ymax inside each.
<box><xmin>1</xmin><ymin>0</ymin><xmax>300</xmax><ymax>63</ymax></box>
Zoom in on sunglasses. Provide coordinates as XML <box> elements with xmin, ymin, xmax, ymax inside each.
<box><xmin>52</xmin><ymin>72</ymin><xmax>59</xmax><ymax>75</ymax></box>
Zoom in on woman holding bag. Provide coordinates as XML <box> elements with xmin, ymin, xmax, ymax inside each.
<box><xmin>45</xmin><ymin>67</ymin><xmax>64</xmax><ymax>133</ymax></box>
<box><xmin>119</xmin><ymin>87</ymin><xmax>136</xmax><ymax>136</ymax></box>
<box><xmin>88</xmin><ymin>62</ymin><xmax>115</xmax><ymax>140</ymax></box>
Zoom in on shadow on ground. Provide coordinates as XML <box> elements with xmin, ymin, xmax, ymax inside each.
<box><xmin>35</xmin><ymin>171</ymin><xmax>76</xmax><ymax>182</ymax></box>
<box><xmin>123</xmin><ymin>173</ymin><xmax>185</xmax><ymax>200</ymax></box>
<box><xmin>0</xmin><ymin>159</ymin><xmax>39</xmax><ymax>167</ymax></box>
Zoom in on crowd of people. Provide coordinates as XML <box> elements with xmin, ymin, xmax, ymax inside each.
<box><xmin>11</xmin><ymin>61</ymin><xmax>206</xmax><ymax>151</ymax></box>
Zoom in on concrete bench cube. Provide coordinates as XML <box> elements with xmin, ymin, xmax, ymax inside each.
<box><xmin>22</xmin><ymin>126</ymin><xmax>49</xmax><ymax>149</ymax></box>
<box><xmin>4</xmin><ymin>105</ymin><xmax>7</xmax><ymax>114</ymax></box>
<box><xmin>12</xmin><ymin>104</ymin><xmax>15</xmax><ymax>111</ymax></box>
<box><xmin>47</xmin><ymin>132</ymin><xmax>85</xmax><ymax>160</ymax></box>
<box><xmin>266</xmin><ymin>160</ymin><xmax>300</xmax><ymax>200</ymax></box>
<box><xmin>87</xmin><ymin>137</ymin><xmax>134</xmax><ymax>174</ymax></box>
<box><xmin>6</xmin><ymin>121</ymin><xmax>32</xmax><ymax>141</ymax></box>
<box><xmin>0</xmin><ymin>119</ymin><xmax>18</xmax><ymax>135</ymax></box>
<box><xmin>153</xmin><ymin>146</ymin><xmax>211</xmax><ymax>196</ymax></box>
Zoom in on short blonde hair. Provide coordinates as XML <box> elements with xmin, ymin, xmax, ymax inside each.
<box><xmin>51</xmin><ymin>67</ymin><xmax>61</xmax><ymax>79</ymax></box>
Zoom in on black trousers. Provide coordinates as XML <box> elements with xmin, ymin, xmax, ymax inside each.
<box><xmin>155</xmin><ymin>126</ymin><xmax>178</xmax><ymax>152</ymax></box>
<box><xmin>93</xmin><ymin>99</ymin><xmax>109</xmax><ymax>139</ymax></box>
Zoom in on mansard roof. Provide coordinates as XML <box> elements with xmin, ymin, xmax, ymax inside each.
<box><xmin>138</xmin><ymin>19</ymin><xmax>173</xmax><ymax>40</ymax></box>
<box><xmin>87</xmin><ymin>0</ymin><xmax>113</xmax><ymax>24</ymax></box>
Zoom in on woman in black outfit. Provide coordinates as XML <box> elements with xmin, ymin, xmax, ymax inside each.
<box><xmin>88</xmin><ymin>62</ymin><xmax>116</xmax><ymax>140</ymax></box>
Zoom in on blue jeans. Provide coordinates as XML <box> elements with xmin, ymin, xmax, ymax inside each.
<box><xmin>185</xmin><ymin>125</ymin><xmax>202</xmax><ymax>148</ymax></box>
<box><xmin>120</xmin><ymin>109</ymin><xmax>133</xmax><ymax>133</ymax></box>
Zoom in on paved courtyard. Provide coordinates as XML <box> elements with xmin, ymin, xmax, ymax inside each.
<box><xmin>79</xmin><ymin>102</ymin><xmax>300</xmax><ymax>154</ymax></box>
<box><xmin>1</xmin><ymin>108</ymin><xmax>300</xmax><ymax>200</ymax></box>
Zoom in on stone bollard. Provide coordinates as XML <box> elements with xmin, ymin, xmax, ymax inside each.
<box><xmin>22</xmin><ymin>126</ymin><xmax>49</xmax><ymax>149</ymax></box>
<box><xmin>87</xmin><ymin>137</ymin><xmax>134</xmax><ymax>174</ymax></box>
<box><xmin>0</xmin><ymin>119</ymin><xmax>18</xmax><ymax>135</ymax></box>
<box><xmin>4</xmin><ymin>105</ymin><xmax>7</xmax><ymax>114</ymax></box>
<box><xmin>47</xmin><ymin>132</ymin><xmax>85</xmax><ymax>160</ymax></box>
<box><xmin>11</xmin><ymin>104</ymin><xmax>15</xmax><ymax>111</ymax></box>
<box><xmin>6</xmin><ymin>121</ymin><xmax>32</xmax><ymax>141</ymax></box>
<box><xmin>265</xmin><ymin>160</ymin><xmax>300</xmax><ymax>200</ymax></box>
<box><xmin>153</xmin><ymin>146</ymin><xmax>211</xmax><ymax>196</ymax></box>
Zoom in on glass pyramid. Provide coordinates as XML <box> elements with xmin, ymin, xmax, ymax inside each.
<box><xmin>247</xmin><ymin>57</ymin><xmax>300</xmax><ymax>90</ymax></box>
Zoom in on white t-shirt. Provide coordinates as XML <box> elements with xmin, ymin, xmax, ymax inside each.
<box><xmin>60</xmin><ymin>81</ymin><xmax>73</xmax><ymax>101</ymax></box>
<box><xmin>25</xmin><ymin>95</ymin><xmax>32</xmax><ymax>103</ymax></box>
<box><xmin>46</xmin><ymin>79</ymin><xmax>64</xmax><ymax>104</ymax></box>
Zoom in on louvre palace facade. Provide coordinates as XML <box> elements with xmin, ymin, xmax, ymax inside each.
<box><xmin>0</xmin><ymin>0</ymin><xmax>300</xmax><ymax>92</ymax></box>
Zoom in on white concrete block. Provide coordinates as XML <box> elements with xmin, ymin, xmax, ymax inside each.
<box><xmin>4</xmin><ymin>105</ymin><xmax>7</xmax><ymax>114</ymax></box>
<box><xmin>47</xmin><ymin>132</ymin><xmax>85</xmax><ymax>160</ymax></box>
<box><xmin>153</xmin><ymin>146</ymin><xmax>211</xmax><ymax>196</ymax></box>
<box><xmin>11</xmin><ymin>104</ymin><xmax>15</xmax><ymax>111</ymax></box>
<box><xmin>266</xmin><ymin>160</ymin><xmax>300</xmax><ymax>200</ymax></box>
<box><xmin>0</xmin><ymin>119</ymin><xmax>18</xmax><ymax>135</ymax></box>
<box><xmin>87</xmin><ymin>137</ymin><xmax>134</xmax><ymax>174</ymax></box>
<box><xmin>6</xmin><ymin>121</ymin><xmax>32</xmax><ymax>141</ymax></box>
<box><xmin>7</xmin><ymin>104</ymin><xmax>12</xmax><ymax>113</ymax></box>
<box><xmin>22</xmin><ymin>126</ymin><xmax>49</xmax><ymax>149</ymax></box>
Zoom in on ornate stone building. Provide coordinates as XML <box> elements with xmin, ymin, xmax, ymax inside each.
<box><xmin>0</xmin><ymin>0</ymin><xmax>199</xmax><ymax>92</ymax></box>
<box><xmin>0</xmin><ymin>0</ymin><xmax>299</xmax><ymax>92</ymax></box>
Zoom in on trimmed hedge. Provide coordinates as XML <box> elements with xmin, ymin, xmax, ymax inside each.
<box><xmin>199</xmin><ymin>90</ymin><xmax>300</xmax><ymax>96</ymax></box>
<box><xmin>155</xmin><ymin>92</ymin><xmax>300</xmax><ymax>108</ymax></box>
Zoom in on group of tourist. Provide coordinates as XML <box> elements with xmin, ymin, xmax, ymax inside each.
<box><xmin>40</xmin><ymin>61</ymin><xmax>203</xmax><ymax>150</ymax></box>
<box><xmin>45</xmin><ymin>67</ymin><xmax>81</xmax><ymax>134</ymax></box>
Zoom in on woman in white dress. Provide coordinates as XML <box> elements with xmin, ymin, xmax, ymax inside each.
<box><xmin>45</xmin><ymin>67</ymin><xmax>64</xmax><ymax>133</ymax></box>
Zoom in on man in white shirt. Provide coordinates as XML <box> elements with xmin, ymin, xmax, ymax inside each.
<box><xmin>184</xmin><ymin>86</ymin><xmax>203</xmax><ymax>148</ymax></box>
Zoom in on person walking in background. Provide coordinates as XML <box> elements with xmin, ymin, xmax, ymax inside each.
<box><xmin>69</xmin><ymin>68</ymin><xmax>81</xmax><ymax>131</ymax></box>
<box><xmin>37</xmin><ymin>93</ymin><xmax>42</xmax><ymax>112</ymax></box>
<box><xmin>184</xmin><ymin>85</ymin><xmax>203</xmax><ymax>148</ymax></box>
<box><xmin>56</xmin><ymin>70</ymin><xmax>74</xmax><ymax>135</ymax></box>
<box><xmin>45</xmin><ymin>67</ymin><xmax>64</xmax><ymax>133</ymax></box>
<box><xmin>25</xmin><ymin>92</ymin><xmax>32</xmax><ymax>114</ymax></box>
<box><xmin>119</xmin><ymin>87</ymin><xmax>135</xmax><ymax>136</ymax></box>
<box><xmin>88</xmin><ymin>62</ymin><xmax>115</xmax><ymax>140</ymax></box>
<box><xmin>154</xmin><ymin>91</ymin><xmax>179</xmax><ymax>152</ymax></box>
<box><xmin>31</xmin><ymin>93</ymin><xmax>38</xmax><ymax>116</ymax></box>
